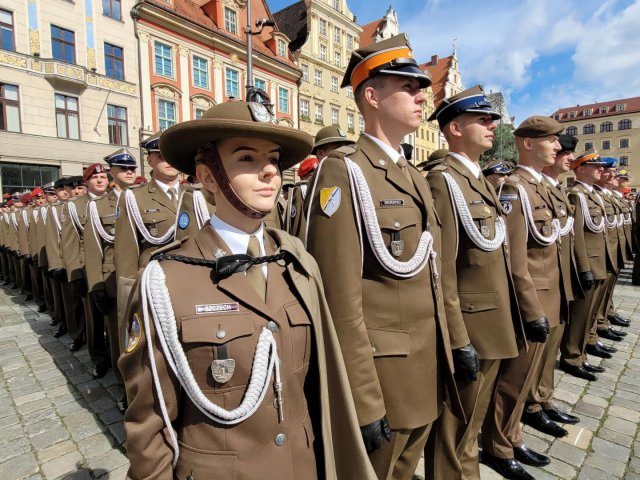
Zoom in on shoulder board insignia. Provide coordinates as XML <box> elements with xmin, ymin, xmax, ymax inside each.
<box><xmin>130</xmin><ymin>183</ymin><xmax>145</xmax><ymax>189</ymax></box>
<box><xmin>499</xmin><ymin>193</ymin><xmax>518</xmax><ymax>201</ymax></box>
<box><xmin>431</xmin><ymin>164</ymin><xmax>448</xmax><ymax>172</ymax></box>
<box><xmin>333</xmin><ymin>145</ymin><xmax>359</xmax><ymax>156</ymax></box>
<box><xmin>508</xmin><ymin>174</ymin><xmax>520</xmax><ymax>182</ymax></box>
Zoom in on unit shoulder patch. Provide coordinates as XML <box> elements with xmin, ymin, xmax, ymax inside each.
<box><xmin>501</xmin><ymin>201</ymin><xmax>513</xmax><ymax>214</ymax></box>
<box><xmin>125</xmin><ymin>313</ymin><xmax>142</xmax><ymax>353</ymax></box>
<box><xmin>320</xmin><ymin>187</ymin><xmax>341</xmax><ymax>217</ymax></box>
<box><xmin>178</xmin><ymin>212</ymin><xmax>190</xmax><ymax>229</ymax></box>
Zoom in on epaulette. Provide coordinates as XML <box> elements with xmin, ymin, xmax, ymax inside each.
<box><xmin>333</xmin><ymin>144</ymin><xmax>359</xmax><ymax>157</ymax></box>
<box><xmin>151</xmin><ymin>238</ymin><xmax>188</xmax><ymax>257</ymax></box>
<box><xmin>430</xmin><ymin>162</ymin><xmax>449</xmax><ymax>173</ymax></box>
<box><xmin>507</xmin><ymin>173</ymin><xmax>520</xmax><ymax>182</ymax></box>
<box><xmin>129</xmin><ymin>183</ymin><xmax>145</xmax><ymax>190</ymax></box>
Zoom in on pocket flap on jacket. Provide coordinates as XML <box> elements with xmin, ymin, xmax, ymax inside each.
<box><xmin>181</xmin><ymin>314</ymin><xmax>254</xmax><ymax>344</ymax></box>
<box><xmin>376</xmin><ymin>207</ymin><xmax>418</xmax><ymax>231</ymax></box>
<box><xmin>532</xmin><ymin>276</ymin><xmax>549</xmax><ymax>291</ymax></box>
<box><xmin>458</xmin><ymin>290</ymin><xmax>498</xmax><ymax>313</ymax></box>
<box><xmin>367</xmin><ymin>327</ymin><xmax>410</xmax><ymax>357</ymax></box>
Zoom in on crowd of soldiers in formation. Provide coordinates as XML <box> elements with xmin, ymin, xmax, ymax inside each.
<box><xmin>1</xmin><ymin>32</ymin><xmax>639</xmax><ymax>480</ymax></box>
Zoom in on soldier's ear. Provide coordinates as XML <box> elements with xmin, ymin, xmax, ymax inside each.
<box><xmin>196</xmin><ymin>163</ymin><xmax>219</xmax><ymax>195</ymax></box>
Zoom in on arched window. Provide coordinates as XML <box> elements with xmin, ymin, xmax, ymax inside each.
<box><xmin>600</xmin><ymin>121</ymin><xmax>613</xmax><ymax>132</ymax></box>
<box><xmin>566</xmin><ymin>126</ymin><xmax>577</xmax><ymax>136</ymax></box>
<box><xmin>619</xmin><ymin>119</ymin><xmax>632</xmax><ymax>130</ymax></box>
<box><xmin>583</xmin><ymin>124</ymin><xmax>594</xmax><ymax>134</ymax></box>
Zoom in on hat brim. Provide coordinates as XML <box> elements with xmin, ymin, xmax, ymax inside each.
<box><xmin>160</xmin><ymin>119</ymin><xmax>313</xmax><ymax>176</ymax></box>
<box><xmin>312</xmin><ymin>136</ymin><xmax>355</xmax><ymax>153</ymax></box>
<box><xmin>377</xmin><ymin>65</ymin><xmax>431</xmax><ymax>88</ymax></box>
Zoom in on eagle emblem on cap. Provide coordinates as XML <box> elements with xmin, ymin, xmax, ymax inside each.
<box><xmin>338</xmin><ymin>129</ymin><xmax>346</xmax><ymax>137</ymax></box>
<box><xmin>248</xmin><ymin>103</ymin><xmax>275</xmax><ymax>124</ymax></box>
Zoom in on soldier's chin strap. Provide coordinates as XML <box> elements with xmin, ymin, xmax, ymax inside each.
<box><xmin>151</xmin><ymin>250</ymin><xmax>295</xmax><ymax>279</ymax></box>
<box><xmin>200</xmin><ymin>143</ymin><xmax>273</xmax><ymax>220</ymax></box>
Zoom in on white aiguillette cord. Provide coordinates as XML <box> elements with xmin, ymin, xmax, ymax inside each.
<box><xmin>575</xmin><ymin>192</ymin><xmax>605</xmax><ymax>233</ymax></box>
<box><xmin>125</xmin><ymin>189</ymin><xmax>176</xmax><ymax>245</ymax></box>
<box><xmin>441</xmin><ymin>172</ymin><xmax>506</xmax><ymax>252</ymax></box>
<box><xmin>67</xmin><ymin>200</ymin><xmax>84</xmax><ymax>234</ymax></box>
<box><xmin>514</xmin><ymin>183</ymin><xmax>560</xmax><ymax>246</ymax></box>
<box><xmin>139</xmin><ymin>260</ymin><xmax>282</xmax><ymax>467</ymax></box>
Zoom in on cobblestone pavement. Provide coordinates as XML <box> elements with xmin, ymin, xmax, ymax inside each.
<box><xmin>1</xmin><ymin>271</ymin><xmax>640</xmax><ymax>480</ymax></box>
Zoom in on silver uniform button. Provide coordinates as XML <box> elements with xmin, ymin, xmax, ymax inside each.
<box><xmin>267</xmin><ymin>321</ymin><xmax>278</xmax><ymax>333</ymax></box>
<box><xmin>216</xmin><ymin>330</ymin><xmax>226</xmax><ymax>339</ymax></box>
<box><xmin>394</xmin><ymin>221</ymin><xmax>401</xmax><ymax>229</ymax></box>
<box><xmin>378</xmin><ymin>159</ymin><xmax>386</xmax><ymax>166</ymax></box>
<box><xmin>275</xmin><ymin>433</ymin><xmax>286</xmax><ymax>446</ymax></box>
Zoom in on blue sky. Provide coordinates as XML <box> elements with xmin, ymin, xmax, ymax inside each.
<box><xmin>268</xmin><ymin>0</ymin><xmax>640</xmax><ymax>125</ymax></box>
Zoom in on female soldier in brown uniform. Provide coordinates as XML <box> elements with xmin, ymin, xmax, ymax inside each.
<box><xmin>119</xmin><ymin>101</ymin><xmax>375</xmax><ymax>480</ymax></box>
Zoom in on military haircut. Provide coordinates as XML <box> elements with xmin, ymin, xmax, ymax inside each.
<box><xmin>354</xmin><ymin>75</ymin><xmax>390</xmax><ymax>112</ymax></box>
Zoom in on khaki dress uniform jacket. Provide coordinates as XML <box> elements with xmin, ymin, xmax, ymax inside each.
<box><xmin>425</xmin><ymin>156</ymin><xmax>522</xmax><ymax>480</ymax></box>
<box><xmin>45</xmin><ymin>201</ymin><xmax>71</xmax><ymax>330</ymax></box>
<box><xmin>114</xmin><ymin>180</ymin><xmax>204</xmax><ymax>336</ymax></box>
<box><xmin>16</xmin><ymin>207</ymin><xmax>32</xmax><ymax>294</ymax></box>
<box><xmin>120</xmin><ymin>227</ymin><xmax>376</xmax><ymax>480</ymax></box>
<box><xmin>285</xmin><ymin>182</ymin><xmax>308</xmax><ymax>238</ymax></box>
<box><xmin>483</xmin><ymin>167</ymin><xmax>563</xmax><ymax>459</ymax></box>
<box><xmin>27</xmin><ymin>206</ymin><xmax>45</xmax><ymax>307</ymax></box>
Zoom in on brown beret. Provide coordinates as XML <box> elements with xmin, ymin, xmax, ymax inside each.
<box><xmin>513</xmin><ymin>115</ymin><xmax>563</xmax><ymax>138</ymax></box>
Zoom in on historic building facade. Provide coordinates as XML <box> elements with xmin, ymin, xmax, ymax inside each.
<box><xmin>134</xmin><ymin>0</ymin><xmax>301</xmax><ymax>165</ymax></box>
<box><xmin>552</xmin><ymin>97</ymin><xmax>640</xmax><ymax>190</ymax></box>
<box><xmin>0</xmin><ymin>0</ymin><xmax>141</xmax><ymax>193</ymax></box>
<box><xmin>274</xmin><ymin>0</ymin><xmax>362</xmax><ymax>142</ymax></box>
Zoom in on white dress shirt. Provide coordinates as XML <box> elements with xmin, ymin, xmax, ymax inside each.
<box><xmin>364</xmin><ymin>133</ymin><xmax>404</xmax><ymax>164</ymax></box>
<box><xmin>449</xmin><ymin>152</ymin><xmax>481</xmax><ymax>178</ymax></box>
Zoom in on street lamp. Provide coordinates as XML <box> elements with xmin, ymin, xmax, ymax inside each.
<box><xmin>245</xmin><ymin>5</ymin><xmax>275</xmax><ymax>107</ymax></box>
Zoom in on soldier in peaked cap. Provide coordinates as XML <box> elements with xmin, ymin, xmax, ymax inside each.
<box><xmin>482</xmin><ymin>116</ymin><xmax>569</xmax><ymax>480</ymax></box>
<box><xmin>119</xmin><ymin>100</ymin><xmax>375</xmax><ymax>479</ymax></box>
<box><xmin>83</xmin><ymin>150</ymin><xmax>137</xmax><ymax>392</ymax></box>
<box><xmin>114</xmin><ymin>134</ymin><xmax>214</xmax><ymax>352</ymax></box>
<box><xmin>46</xmin><ymin>178</ymin><xmax>71</xmax><ymax>336</ymax></box>
<box><xmin>424</xmin><ymin>85</ymin><xmax>523</xmax><ymax>480</ymax></box>
<box><xmin>482</xmin><ymin>159</ymin><xmax>513</xmax><ymax>189</ymax></box>
<box><xmin>559</xmin><ymin>148</ymin><xmax>614</xmax><ymax>379</ymax></box>
<box><xmin>37</xmin><ymin>182</ymin><xmax>58</xmax><ymax>319</ymax></box>
<box><xmin>305</xmin><ymin>33</ymin><xmax>463</xmax><ymax>480</ymax></box>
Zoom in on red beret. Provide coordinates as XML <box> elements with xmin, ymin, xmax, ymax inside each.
<box><xmin>298</xmin><ymin>157</ymin><xmax>319</xmax><ymax>179</ymax></box>
<box><xmin>134</xmin><ymin>176</ymin><xmax>148</xmax><ymax>185</ymax></box>
<box><xmin>31</xmin><ymin>188</ymin><xmax>44</xmax><ymax>197</ymax></box>
<box><xmin>20</xmin><ymin>193</ymin><xmax>32</xmax><ymax>203</ymax></box>
<box><xmin>83</xmin><ymin>163</ymin><xmax>109</xmax><ymax>182</ymax></box>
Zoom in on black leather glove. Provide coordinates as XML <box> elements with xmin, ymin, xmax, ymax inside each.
<box><xmin>524</xmin><ymin>317</ymin><xmax>550</xmax><ymax>343</ymax></box>
<box><xmin>360</xmin><ymin>416</ymin><xmax>392</xmax><ymax>453</ymax></box>
<box><xmin>50</xmin><ymin>268</ymin><xmax>67</xmax><ymax>282</ymax></box>
<box><xmin>453</xmin><ymin>343</ymin><xmax>480</xmax><ymax>382</ymax></box>
<box><xmin>579</xmin><ymin>270</ymin><xmax>595</xmax><ymax>290</ymax></box>
<box><xmin>91</xmin><ymin>290</ymin><xmax>112</xmax><ymax>316</ymax></box>
<box><xmin>23</xmin><ymin>254</ymin><xmax>32</xmax><ymax>264</ymax></box>
<box><xmin>71</xmin><ymin>278</ymin><xmax>88</xmax><ymax>298</ymax></box>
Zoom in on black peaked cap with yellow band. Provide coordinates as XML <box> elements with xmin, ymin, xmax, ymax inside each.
<box><xmin>159</xmin><ymin>101</ymin><xmax>313</xmax><ymax>176</ymax></box>
<box><xmin>341</xmin><ymin>34</ymin><xmax>431</xmax><ymax>91</ymax></box>
<box><xmin>428</xmin><ymin>85</ymin><xmax>500</xmax><ymax>129</ymax></box>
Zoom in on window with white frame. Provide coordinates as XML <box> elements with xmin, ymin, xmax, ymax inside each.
<box><xmin>334</xmin><ymin>50</ymin><xmax>341</xmax><ymax>67</ymax></box>
<box><xmin>277</xmin><ymin>39</ymin><xmax>287</xmax><ymax>57</ymax></box>
<box><xmin>331</xmin><ymin>76</ymin><xmax>338</xmax><ymax>92</ymax></box>
<box><xmin>359</xmin><ymin>115</ymin><xmax>364</xmax><ymax>133</ymax></box>
<box><xmin>346</xmin><ymin>86</ymin><xmax>353</xmax><ymax>98</ymax></box>
<box><xmin>0</xmin><ymin>83</ymin><xmax>20</xmax><ymax>132</ymax></box>
<box><xmin>107</xmin><ymin>104</ymin><xmax>127</xmax><ymax>145</ymax></box>
<box><xmin>301</xmin><ymin>64</ymin><xmax>309</xmax><ymax>82</ymax></box>
<box><xmin>315</xmin><ymin>104</ymin><xmax>323</xmax><ymax>123</ymax></box>
<box><xmin>320</xmin><ymin>44</ymin><xmax>327</xmax><ymax>61</ymax></box>
<box><xmin>620</xmin><ymin>138</ymin><xmax>630</xmax><ymax>149</ymax></box>
<box><xmin>616</xmin><ymin>104</ymin><xmax>625</xmax><ymax>112</ymax></box>
<box><xmin>602</xmin><ymin>140</ymin><xmax>610</xmax><ymax>150</ymax></box>
<box><xmin>194</xmin><ymin>107</ymin><xmax>205</xmax><ymax>119</ymax></box>
<box><xmin>333</xmin><ymin>26</ymin><xmax>341</xmax><ymax>44</ymax></box>
<box><xmin>620</xmin><ymin>156</ymin><xmax>629</xmax><ymax>166</ymax></box>
<box><xmin>55</xmin><ymin>94</ymin><xmax>79</xmax><ymax>139</ymax></box>
<box><xmin>331</xmin><ymin>107</ymin><xmax>339</xmax><ymax>125</ymax></box>
<box><xmin>224</xmin><ymin>7</ymin><xmax>238</xmax><ymax>34</ymax></box>
<box><xmin>158</xmin><ymin>99</ymin><xmax>176</xmax><ymax>131</ymax></box>
<box><xmin>300</xmin><ymin>99</ymin><xmax>309</xmax><ymax>118</ymax></box>
<box><xmin>599</xmin><ymin>106</ymin><xmax>608</xmax><ymax>114</ymax></box>
<box><xmin>584</xmin><ymin>141</ymin><xmax>593</xmax><ymax>150</ymax></box>
<box><xmin>347</xmin><ymin>113</ymin><xmax>354</xmax><ymax>132</ymax></box>
<box><xmin>332</xmin><ymin>0</ymin><xmax>339</xmax><ymax>10</ymax></box>
<box><xmin>254</xmin><ymin>78</ymin><xmax>267</xmax><ymax>92</ymax></box>
<box><xmin>583</xmin><ymin>108</ymin><xmax>592</xmax><ymax>116</ymax></box>
<box><xmin>314</xmin><ymin>68</ymin><xmax>322</xmax><ymax>86</ymax></box>
<box><xmin>319</xmin><ymin>18</ymin><xmax>327</xmax><ymax>36</ymax></box>
<box><xmin>225</xmin><ymin>67</ymin><xmax>240</xmax><ymax>98</ymax></box>
<box><xmin>278</xmin><ymin>87</ymin><xmax>289</xmax><ymax>114</ymax></box>
<box><xmin>346</xmin><ymin>34</ymin><xmax>353</xmax><ymax>51</ymax></box>
<box><xmin>192</xmin><ymin>55</ymin><xmax>208</xmax><ymax>88</ymax></box>
<box><xmin>154</xmin><ymin>41</ymin><xmax>173</xmax><ymax>77</ymax></box>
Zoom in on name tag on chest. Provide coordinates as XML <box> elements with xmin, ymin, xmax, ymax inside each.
<box><xmin>195</xmin><ymin>303</ymin><xmax>240</xmax><ymax>314</ymax></box>
<box><xmin>380</xmin><ymin>199</ymin><xmax>405</xmax><ymax>206</ymax></box>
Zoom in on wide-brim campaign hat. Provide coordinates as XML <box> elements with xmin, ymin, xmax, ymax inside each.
<box><xmin>160</xmin><ymin>101</ymin><xmax>313</xmax><ymax>176</ymax></box>
<box><xmin>313</xmin><ymin>125</ymin><xmax>354</xmax><ymax>153</ymax></box>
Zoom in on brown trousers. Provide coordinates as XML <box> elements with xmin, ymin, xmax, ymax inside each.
<box><xmin>482</xmin><ymin>341</ymin><xmax>545</xmax><ymax>458</ymax></box>
<box><xmin>86</xmin><ymin>292</ymin><xmax>122</xmax><ymax>382</ymax></box>
<box><xmin>594</xmin><ymin>271</ymin><xmax>617</xmax><ymax>333</ymax></box>
<box><xmin>587</xmin><ymin>275</ymin><xmax>615</xmax><ymax>346</ymax></box>
<box><xmin>526</xmin><ymin>324</ymin><xmax>565</xmax><ymax>413</ymax></box>
<box><xmin>49</xmin><ymin>276</ymin><xmax>65</xmax><ymax>327</ymax></box>
<box><xmin>425</xmin><ymin>359</ymin><xmax>500</xmax><ymax>480</ymax></box>
<box><xmin>370</xmin><ymin>423</ymin><xmax>432</xmax><ymax>480</ymax></box>
<box><xmin>560</xmin><ymin>279</ymin><xmax>603</xmax><ymax>367</ymax></box>
<box><xmin>62</xmin><ymin>281</ymin><xmax>84</xmax><ymax>342</ymax></box>
<box><xmin>29</xmin><ymin>262</ymin><xmax>44</xmax><ymax>307</ymax></box>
